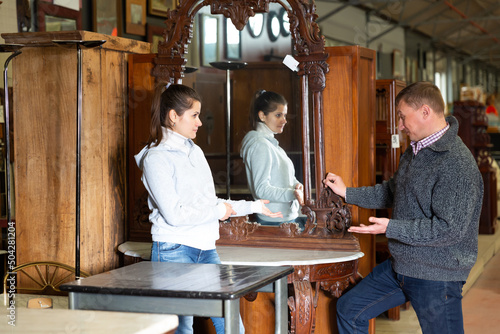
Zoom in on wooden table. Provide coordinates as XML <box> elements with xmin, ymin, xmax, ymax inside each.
<box><xmin>218</xmin><ymin>246</ymin><xmax>364</xmax><ymax>334</ymax></box>
<box><xmin>60</xmin><ymin>261</ymin><xmax>293</xmax><ymax>334</ymax></box>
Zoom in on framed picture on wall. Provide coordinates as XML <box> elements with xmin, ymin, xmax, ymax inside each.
<box><xmin>126</xmin><ymin>0</ymin><xmax>147</xmax><ymax>36</ymax></box>
<box><xmin>148</xmin><ymin>0</ymin><xmax>177</xmax><ymax>17</ymax></box>
<box><xmin>199</xmin><ymin>13</ymin><xmax>219</xmax><ymax>67</ymax></box>
<box><xmin>93</xmin><ymin>0</ymin><xmax>121</xmax><ymax>36</ymax></box>
<box><xmin>147</xmin><ymin>24</ymin><xmax>165</xmax><ymax>53</ymax></box>
<box><xmin>36</xmin><ymin>1</ymin><xmax>82</xmax><ymax>32</ymax></box>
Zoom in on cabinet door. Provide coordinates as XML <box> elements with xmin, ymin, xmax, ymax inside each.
<box><xmin>323</xmin><ymin>45</ymin><xmax>376</xmax><ymax>277</ymax></box>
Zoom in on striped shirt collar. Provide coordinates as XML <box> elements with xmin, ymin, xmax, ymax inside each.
<box><xmin>410</xmin><ymin>123</ymin><xmax>450</xmax><ymax>155</ymax></box>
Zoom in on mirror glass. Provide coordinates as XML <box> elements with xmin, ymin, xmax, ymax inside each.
<box><xmin>185</xmin><ymin>5</ymin><xmax>307</xmax><ymax>227</ymax></box>
<box><xmin>247</xmin><ymin>14</ymin><xmax>264</xmax><ymax>38</ymax></box>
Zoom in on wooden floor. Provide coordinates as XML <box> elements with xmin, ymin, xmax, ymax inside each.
<box><xmin>375</xmin><ymin>225</ymin><xmax>500</xmax><ymax>334</ymax></box>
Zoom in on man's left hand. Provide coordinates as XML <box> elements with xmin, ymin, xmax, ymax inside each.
<box><xmin>348</xmin><ymin>217</ymin><xmax>389</xmax><ymax>234</ymax></box>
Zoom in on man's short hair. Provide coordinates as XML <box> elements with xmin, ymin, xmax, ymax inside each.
<box><xmin>395</xmin><ymin>82</ymin><xmax>445</xmax><ymax>115</ymax></box>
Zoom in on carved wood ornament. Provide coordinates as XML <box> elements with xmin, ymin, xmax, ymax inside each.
<box><xmin>153</xmin><ymin>0</ymin><xmax>359</xmax><ymax>252</ymax></box>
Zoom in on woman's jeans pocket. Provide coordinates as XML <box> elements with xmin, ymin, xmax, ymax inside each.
<box><xmin>151</xmin><ymin>241</ymin><xmax>187</xmax><ymax>262</ymax></box>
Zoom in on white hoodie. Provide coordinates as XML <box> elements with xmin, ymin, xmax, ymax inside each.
<box><xmin>240</xmin><ymin>123</ymin><xmax>301</xmax><ymax>222</ymax></box>
<box><xmin>135</xmin><ymin>128</ymin><xmax>262</xmax><ymax>250</ymax></box>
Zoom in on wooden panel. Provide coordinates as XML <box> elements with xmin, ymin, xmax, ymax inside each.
<box><xmin>127</xmin><ymin>54</ymin><xmax>156</xmax><ymax>242</ymax></box>
<box><xmin>323</xmin><ymin>46</ymin><xmax>376</xmax><ymax>277</ymax></box>
<box><xmin>6</xmin><ymin>31</ymin><xmax>151</xmax><ymax>281</ymax></box>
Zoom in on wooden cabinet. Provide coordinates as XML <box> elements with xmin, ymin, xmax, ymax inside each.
<box><xmin>454</xmin><ymin>101</ymin><xmax>497</xmax><ymax>234</ymax></box>
<box><xmin>375</xmin><ymin>79</ymin><xmax>407</xmax><ymax>184</ymax></box>
<box><xmin>323</xmin><ymin>45</ymin><xmax>377</xmax><ymax>278</ymax></box>
<box><xmin>2</xmin><ymin>31</ymin><xmax>151</xmax><ymax>278</ymax></box>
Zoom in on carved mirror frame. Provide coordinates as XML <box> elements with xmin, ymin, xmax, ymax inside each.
<box><xmin>153</xmin><ymin>0</ymin><xmax>359</xmax><ymax>251</ymax></box>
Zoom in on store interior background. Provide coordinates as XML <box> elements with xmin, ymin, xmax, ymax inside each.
<box><xmin>1</xmin><ymin>1</ymin><xmax>500</xmax><ymax>333</ymax></box>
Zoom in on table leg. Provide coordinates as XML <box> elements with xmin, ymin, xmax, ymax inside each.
<box><xmin>275</xmin><ymin>276</ymin><xmax>288</xmax><ymax>334</ymax></box>
<box><xmin>224</xmin><ymin>298</ymin><xmax>240</xmax><ymax>334</ymax></box>
<box><xmin>289</xmin><ymin>280</ymin><xmax>315</xmax><ymax>334</ymax></box>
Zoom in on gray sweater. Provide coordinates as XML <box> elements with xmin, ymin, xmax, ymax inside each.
<box><xmin>347</xmin><ymin>116</ymin><xmax>483</xmax><ymax>281</ymax></box>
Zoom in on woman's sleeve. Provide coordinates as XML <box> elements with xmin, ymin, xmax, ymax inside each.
<box><xmin>244</xmin><ymin>144</ymin><xmax>296</xmax><ymax>202</ymax></box>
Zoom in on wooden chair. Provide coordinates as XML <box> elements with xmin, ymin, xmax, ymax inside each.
<box><xmin>3</xmin><ymin>261</ymin><xmax>90</xmax><ymax>296</ymax></box>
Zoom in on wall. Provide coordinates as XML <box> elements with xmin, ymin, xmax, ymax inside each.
<box><xmin>316</xmin><ymin>1</ymin><xmax>406</xmax><ymax>80</ymax></box>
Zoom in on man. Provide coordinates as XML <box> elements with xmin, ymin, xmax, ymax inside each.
<box><xmin>324</xmin><ymin>82</ymin><xmax>483</xmax><ymax>334</ymax></box>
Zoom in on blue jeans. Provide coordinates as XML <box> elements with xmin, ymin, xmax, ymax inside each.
<box><xmin>337</xmin><ymin>259</ymin><xmax>465</xmax><ymax>334</ymax></box>
<box><xmin>151</xmin><ymin>242</ymin><xmax>245</xmax><ymax>334</ymax></box>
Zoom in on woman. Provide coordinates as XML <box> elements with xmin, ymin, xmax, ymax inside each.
<box><xmin>240</xmin><ymin>90</ymin><xmax>305</xmax><ymax>226</ymax></box>
<box><xmin>135</xmin><ymin>83</ymin><xmax>281</xmax><ymax>334</ymax></box>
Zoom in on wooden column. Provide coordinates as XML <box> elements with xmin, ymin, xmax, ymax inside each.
<box><xmin>2</xmin><ymin>31</ymin><xmax>151</xmax><ymax>277</ymax></box>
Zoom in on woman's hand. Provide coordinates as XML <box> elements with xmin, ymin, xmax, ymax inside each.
<box><xmin>322</xmin><ymin>172</ymin><xmax>347</xmax><ymax>198</ymax></box>
<box><xmin>294</xmin><ymin>183</ymin><xmax>304</xmax><ymax>206</ymax></box>
<box><xmin>259</xmin><ymin>199</ymin><xmax>283</xmax><ymax>218</ymax></box>
<box><xmin>220</xmin><ymin>203</ymin><xmax>237</xmax><ymax>220</ymax></box>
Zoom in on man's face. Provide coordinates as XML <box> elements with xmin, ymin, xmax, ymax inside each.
<box><xmin>397</xmin><ymin>101</ymin><xmax>425</xmax><ymax>142</ymax></box>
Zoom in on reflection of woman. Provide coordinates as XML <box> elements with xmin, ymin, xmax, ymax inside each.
<box><xmin>135</xmin><ymin>84</ymin><xmax>281</xmax><ymax>334</ymax></box>
<box><xmin>240</xmin><ymin>90</ymin><xmax>305</xmax><ymax>225</ymax></box>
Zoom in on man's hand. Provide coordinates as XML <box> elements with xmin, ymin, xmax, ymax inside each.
<box><xmin>260</xmin><ymin>199</ymin><xmax>283</xmax><ymax>218</ymax></box>
<box><xmin>348</xmin><ymin>217</ymin><xmax>389</xmax><ymax>234</ymax></box>
<box><xmin>294</xmin><ymin>183</ymin><xmax>304</xmax><ymax>206</ymax></box>
<box><xmin>322</xmin><ymin>172</ymin><xmax>347</xmax><ymax>198</ymax></box>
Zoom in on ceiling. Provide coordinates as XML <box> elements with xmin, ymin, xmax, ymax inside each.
<box><xmin>316</xmin><ymin>0</ymin><xmax>500</xmax><ymax>70</ymax></box>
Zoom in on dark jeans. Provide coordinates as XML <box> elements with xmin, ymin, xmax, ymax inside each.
<box><xmin>337</xmin><ymin>259</ymin><xmax>465</xmax><ymax>334</ymax></box>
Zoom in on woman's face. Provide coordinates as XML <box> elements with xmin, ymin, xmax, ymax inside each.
<box><xmin>171</xmin><ymin>100</ymin><xmax>202</xmax><ymax>139</ymax></box>
<box><xmin>260</xmin><ymin>104</ymin><xmax>288</xmax><ymax>134</ymax></box>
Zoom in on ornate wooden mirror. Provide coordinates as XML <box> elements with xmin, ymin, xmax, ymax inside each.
<box><xmin>152</xmin><ymin>0</ymin><xmax>359</xmax><ymax>251</ymax></box>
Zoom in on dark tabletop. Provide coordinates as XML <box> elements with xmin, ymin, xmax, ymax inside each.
<box><xmin>60</xmin><ymin>262</ymin><xmax>293</xmax><ymax>300</ymax></box>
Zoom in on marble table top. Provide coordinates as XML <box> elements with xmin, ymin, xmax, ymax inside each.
<box><xmin>217</xmin><ymin>246</ymin><xmax>364</xmax><ymax>266</ymax></box>
<box><xmin>118</xmin><ymin>241</ymin><xmax>364</xmax><ymax>266</ymax></box>
<box><xmin>60</xmin><ymin>261</ymin><xmax>293</xmax><ymax>300</ymax></box>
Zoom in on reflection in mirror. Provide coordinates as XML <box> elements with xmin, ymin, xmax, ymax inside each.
<box><xmin>225</xmin><ymin>18</ymin><xmax>241</xmax><ymax>60</ymax></box>
<box><xmin>279</xmin><ymin>8</ymin><xmax>290</xmax><ymax>37</ymax></box>
<box><xmin>267</xmin><ymin>11</ymin><xmax>281</xmax><ymax>42</ymax></box>
<box><xmin>240</xmin><ymin>90</ymin><xmax>307</xmax><ymax>228</ymax></box>
<box><xmin>247</xmin><ymin>13</ymin><xmax>264</xmax><ymax>38</ymax></box>
<box><xmin>200</xmin><ymin>14</ymin><xmax>219</xmax><ymax>66</ymax></box>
